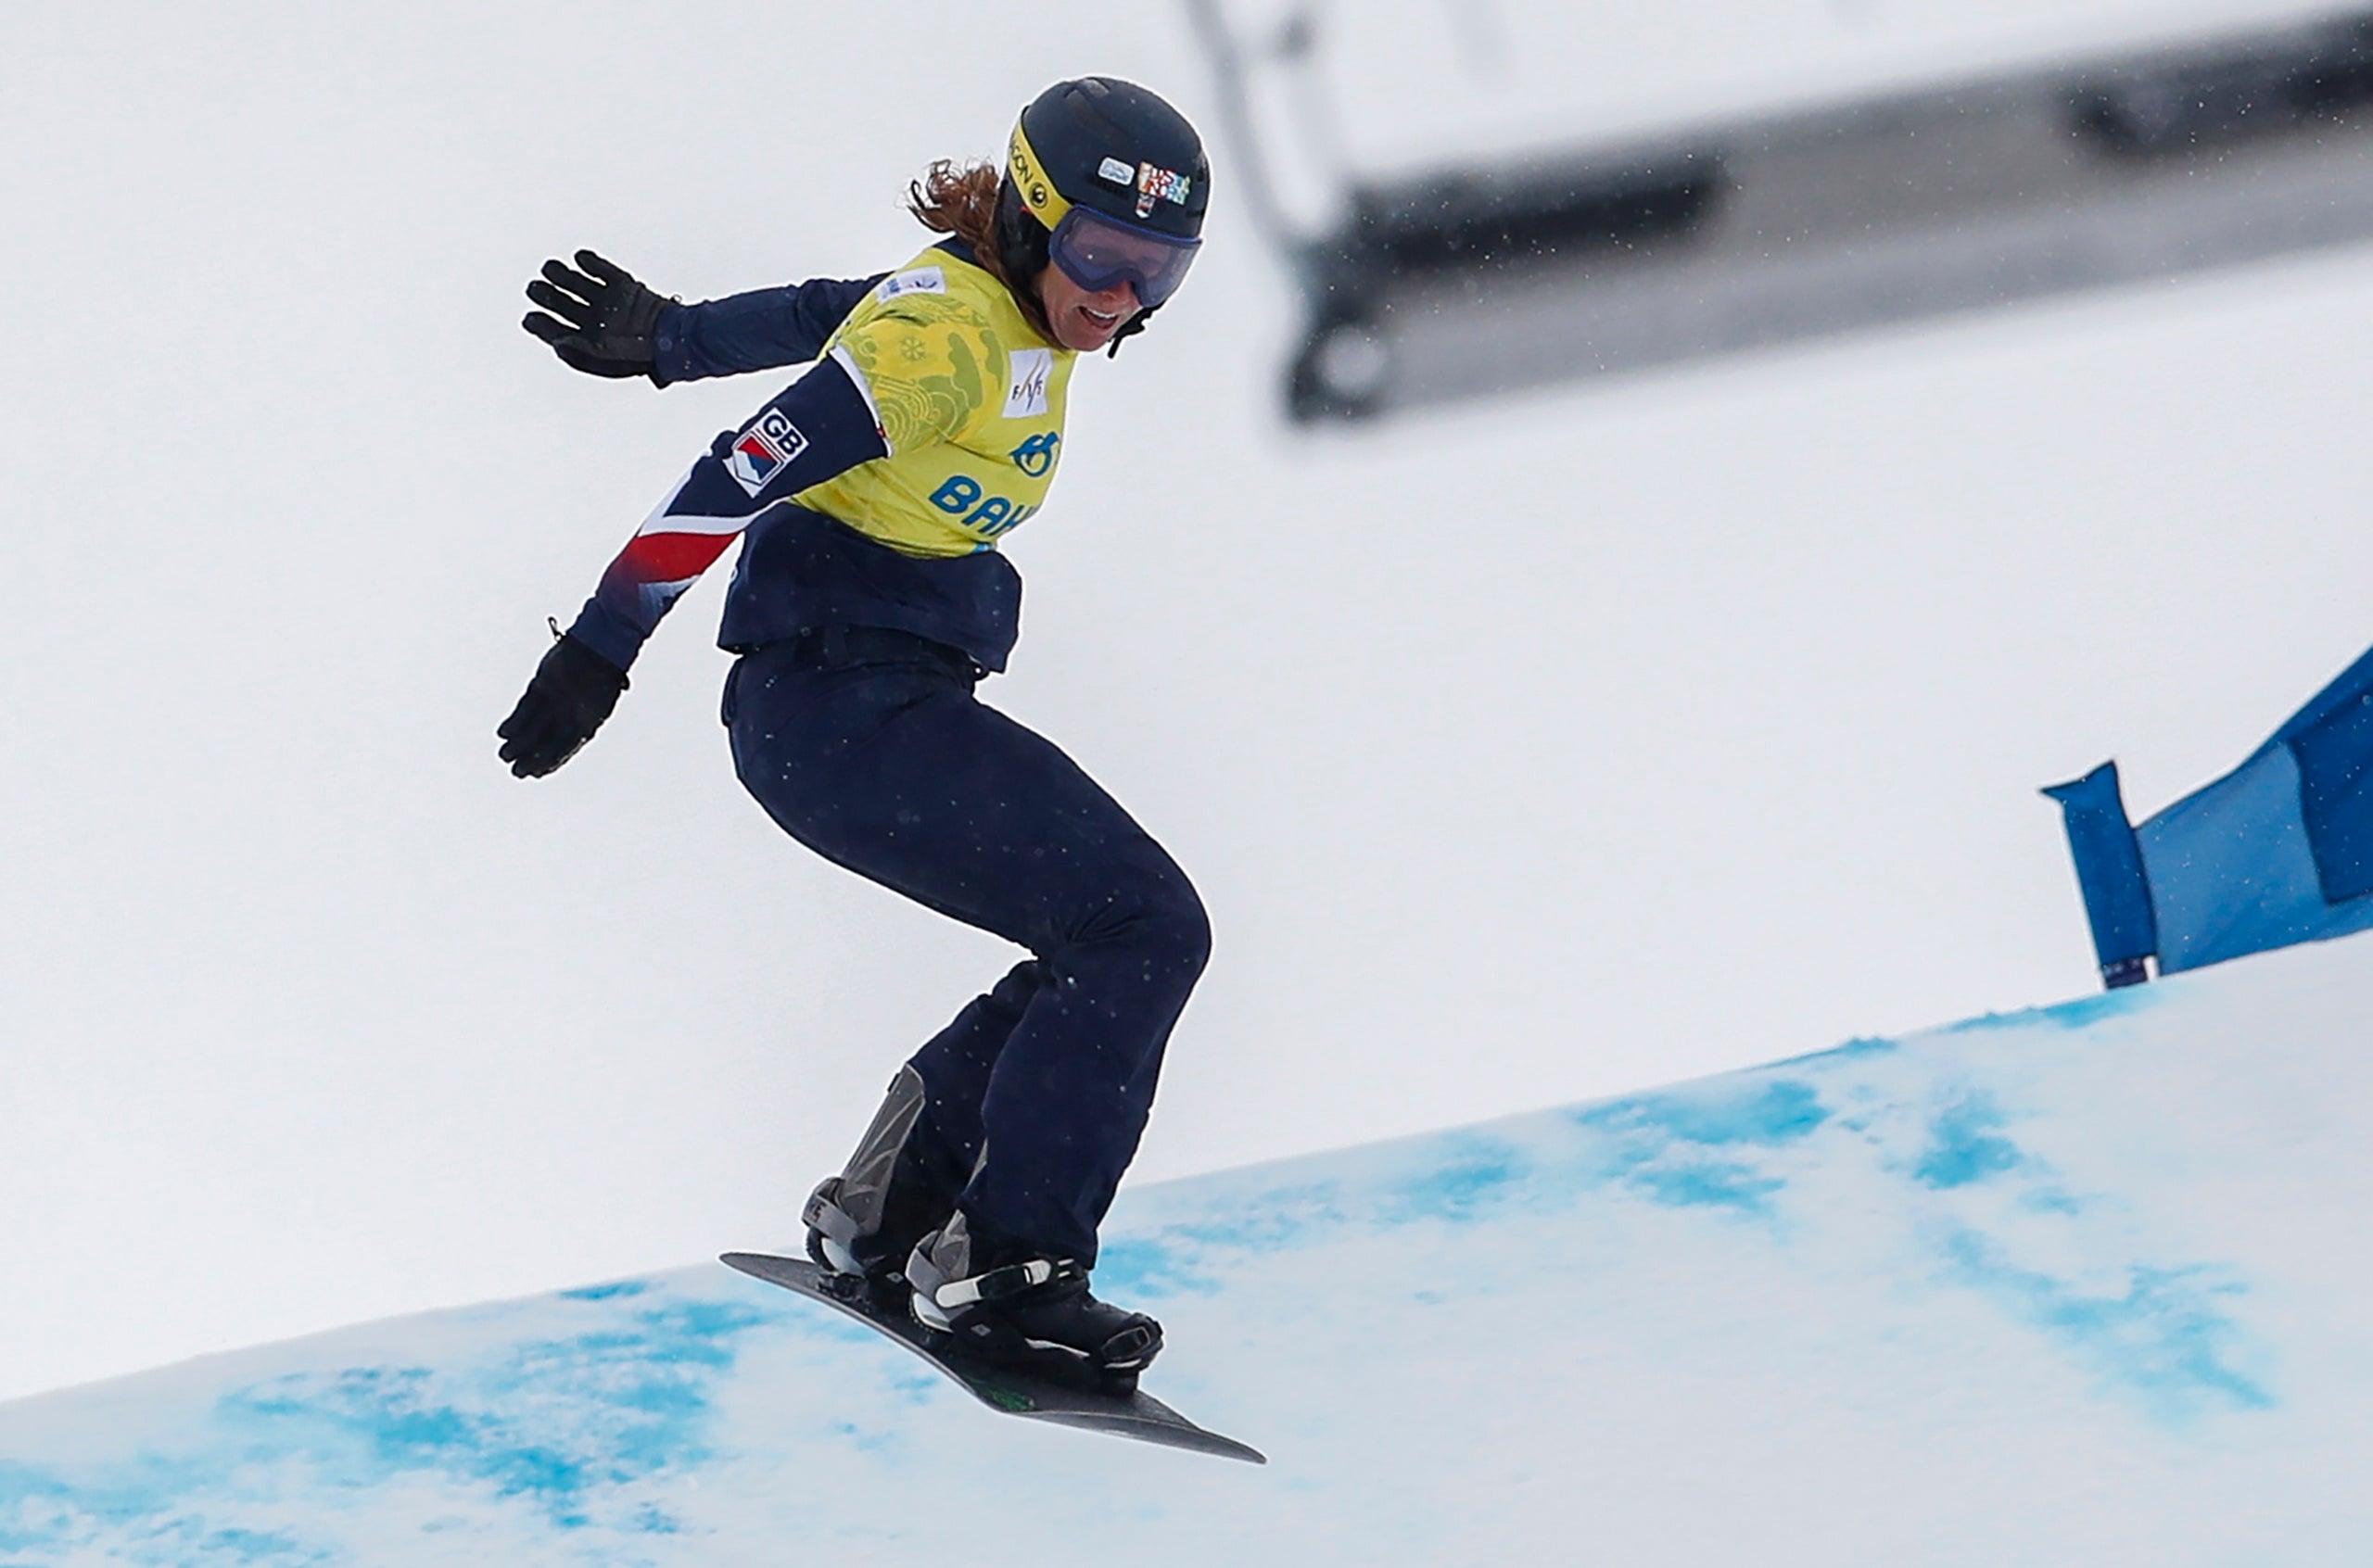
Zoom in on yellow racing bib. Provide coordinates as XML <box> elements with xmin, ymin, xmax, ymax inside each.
<box><xmin>801</xmin><ymin>246</ymin><xmax>1074</xmax><ymax>559</ymax></box>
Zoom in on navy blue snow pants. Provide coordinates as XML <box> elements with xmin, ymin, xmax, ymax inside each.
<box><xmin>722</xmin><ymin>627</ymin><xmax>1211</xmax><ymax>1264</ymax></box>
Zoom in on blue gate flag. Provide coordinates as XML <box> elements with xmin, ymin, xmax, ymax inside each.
<box><xmin>2046</xmin><ymin>642</ymin><xmax>2373</xmax><ymax>983</ymax></box>
<box><xmin>2040</xmin><ymin>763</ymin><xmax>2156</xmax><ymax>975</ymax></box>
<box><xmin>2279</xmin><ymin>644</ymin><xmax>2373</xmax><ymax>905</ymax></box>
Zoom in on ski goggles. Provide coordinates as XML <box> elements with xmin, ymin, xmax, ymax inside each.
<box><xmin>1047</xmin><ymin>206</ymin><xmax>1200</xmax><ymax>310</ymax></box>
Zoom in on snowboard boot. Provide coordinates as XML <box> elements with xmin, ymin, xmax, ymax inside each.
<box><xmin>803</xmin><ymin>1066</ymin><xmax>959</xmax><ymax>1307</ymax></box>
<box><xmin>903</xmin><ymin>1211</ymin><xmax>1162</xmax><ymax>1392</ymax></box>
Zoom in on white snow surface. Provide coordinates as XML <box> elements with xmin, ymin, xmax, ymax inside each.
<box><xmin>5</xmin><ymin>932</ymin><xmax>2370</xmax><ymax>1564</ymax></box>
<box><xmin>7</xmin><ymin>0</ymin><xmax>2373</xmax><ymax>1410</ymax></box>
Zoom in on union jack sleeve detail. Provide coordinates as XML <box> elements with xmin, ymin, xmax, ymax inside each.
<box><xmin>562</xmin><ymin>357</ymin><xmax>889</xmax><ymax>670</ymax></box>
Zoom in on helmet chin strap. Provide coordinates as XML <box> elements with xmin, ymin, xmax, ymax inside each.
<box><xmin>1106</xmin><ymin>303</ymin><xmax>1157</xmax><ymax>357</ymax></box>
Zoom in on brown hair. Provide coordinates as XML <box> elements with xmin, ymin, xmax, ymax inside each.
<box><xmin>907</xmin><ymin>159</ymin><xmax>1051</xmax><ymax>337</ymax></box>
<box><xmin>908</xmin><ymin>161</ymin><xmax>1006</xmax><ymax>278</ymax></box>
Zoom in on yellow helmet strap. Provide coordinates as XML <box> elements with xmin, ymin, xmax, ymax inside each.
<box><xmin>1007</xmin><ymin>120</ymin><xmax>1072</xmax><ymax>233</ymax></box>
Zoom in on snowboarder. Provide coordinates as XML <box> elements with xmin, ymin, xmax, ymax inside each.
<box><xmin>501</xmin><ymin>79</ymin><xmax>1212</xmax><ymax>1389</ymax></box>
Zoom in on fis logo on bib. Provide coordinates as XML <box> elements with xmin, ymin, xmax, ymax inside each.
<box><xmin>726</xmin><ymin>409</ymin><xmax>808</xmax><ymax>496</ymax></box>
<box><xmin>1003</xmin><ymin>348</ymin><xmax>1053</xmax><ymax>419</ymax></box>
<box><xmin>1009</xmin><ymin>431</ymin><xmax>1060</xmax><ymax>477</ymax></box>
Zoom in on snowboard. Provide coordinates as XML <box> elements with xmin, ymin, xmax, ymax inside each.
<box><xmin>719</xmin><ymin>1251</ymin><xmax>1265</xmax><ymax>1464</ymax></box>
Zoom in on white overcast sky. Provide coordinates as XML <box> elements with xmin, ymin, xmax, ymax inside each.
<box><xmin>5</xmin><ymin>0</ymin><xmax>2371</xmax><ymax>1403</ymax></box>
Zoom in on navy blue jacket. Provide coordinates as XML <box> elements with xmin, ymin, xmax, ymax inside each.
<box><xmin>563</xmin><ymin>246</ymin><xmax>1031</xmax><ymax>674</ymax></box>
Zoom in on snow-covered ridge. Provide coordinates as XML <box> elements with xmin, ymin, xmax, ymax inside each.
<box><xmin>6</xmin><ymin>933</ymin><xmax>2368</xmax><ymax>1565</ymax></box>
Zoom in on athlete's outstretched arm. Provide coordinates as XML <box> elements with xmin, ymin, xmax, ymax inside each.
<box><xmin>496</xmin><ymin>354</ymin><xmax>889</xmax><ymax>778</ymax></box>
<box><xmin>522</xmin><ymin>251</ymin><xmax>885</xmax><ymax>386</ymax></box>
<box><xmin>653</xmin><ymin>276</ymin><xmax>886</xmax><ymax>385</ymax></box>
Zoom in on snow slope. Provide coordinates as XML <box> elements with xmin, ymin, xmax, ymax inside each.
<box><xmin>6</xmin><ymin>933</ymin><xmax>2368</xmax><ymax>1566</ymax></box>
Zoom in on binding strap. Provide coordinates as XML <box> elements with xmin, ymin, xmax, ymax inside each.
<box><xmin>932</xmin><ymin>1257</ymin><xmax>1085</xmax><ymax>1310</ymax></box>
<box><xmin>802</xmin><ymin>1182</ymin><xmax>863</xmax><ymax>1249</ymax></box>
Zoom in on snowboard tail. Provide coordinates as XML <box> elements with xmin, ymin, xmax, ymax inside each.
<box><xmin>719</xmin><ymin>1251</ymin><xmax>1265</xmax><ymax>1464</ymax></box>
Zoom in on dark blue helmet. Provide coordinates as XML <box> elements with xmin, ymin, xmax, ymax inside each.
<box><xmin>1008</xmin><ymin>77</ymin><xmax>1210</xmax><ymax>245</ymax></box>
<box><xmin>996</xmin><ymin>79</ymin><xmax>1211</xmax><ymax>349</ymax></box>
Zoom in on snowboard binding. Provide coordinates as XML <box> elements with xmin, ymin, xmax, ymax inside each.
<box><xmin>803</xmin><ymin>1176</ymin><xmax>922</xmax><ymax>1309</ymax></box>
<box><xmin>801</xmin><ymin>1064</ymin><xmax>966</xmax><ymax>1307</ymax></box>
<box><xmin>904</xmin><ymin>1215</ymin><xmax>1162</xmax><ymax>1394</ymax></box>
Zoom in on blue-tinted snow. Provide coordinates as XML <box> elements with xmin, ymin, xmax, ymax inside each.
<box><xmin>4</xmin><ymin>937</ymin><xmax>2367</xmax><ymax>1564</ymax></box>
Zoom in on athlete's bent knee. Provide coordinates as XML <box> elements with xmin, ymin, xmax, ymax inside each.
<box><xmin>1070</xmin><ymin>864</ymin><xmax>1211</xmax><ymax>986</ymax></box>
<box><xmin>1141</xmin><ymin>872</ymin><xmax>1212</xmax><ymax>987</ymax></box>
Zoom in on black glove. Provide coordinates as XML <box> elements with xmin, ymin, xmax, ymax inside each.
<box><xmin>521</xmin><ymin>250</ymin><xmax>670</xmax><ymax>380</ymax></box>
<box><xmin>498</xmin><ymin>630</ymin><xmax>629</xmax><ymax>778</ymax></box>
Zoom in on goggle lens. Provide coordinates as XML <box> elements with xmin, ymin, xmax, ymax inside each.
<box><xmin>1049</xmin><ymin>209</ymin><xmax>1199</xmax><ymax>309</ymax></box>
